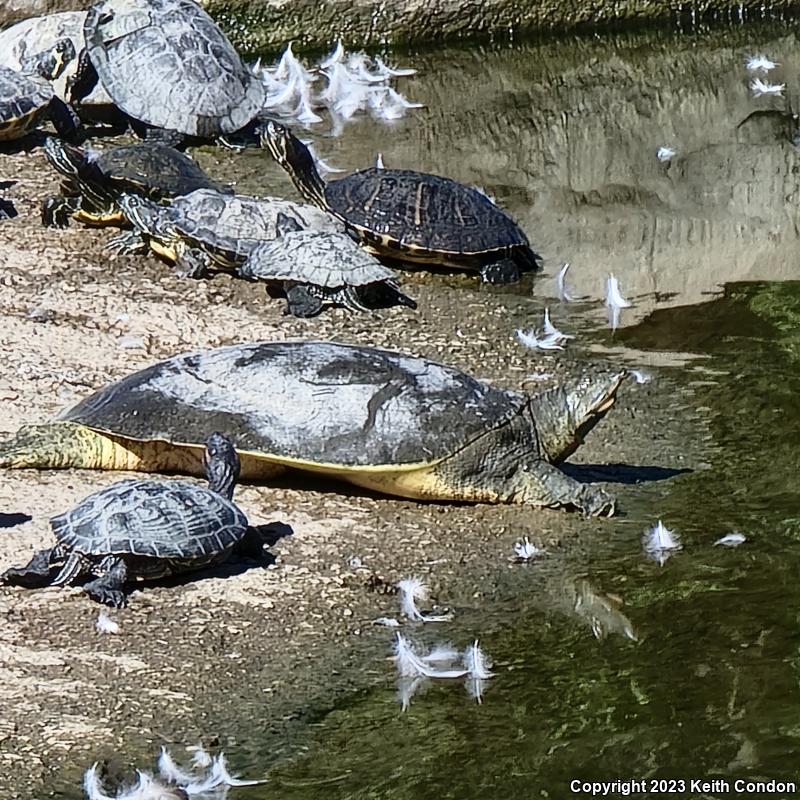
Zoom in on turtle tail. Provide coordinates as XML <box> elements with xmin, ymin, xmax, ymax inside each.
<box><xmin>0</xmin><ymin>422</ymin><xmax>159</xmax><ymax>471</ymax></box>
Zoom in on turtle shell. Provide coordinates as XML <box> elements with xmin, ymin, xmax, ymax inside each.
<box><xmin>244</xmin><ymin>230</ymin><xmax>398</xmax><ymax>288</ymax></box>
<box><xmin>51</xmin><ymin>478</ymin><xmax>248</xmax><ymax>558</ymax></box>
<box><xmin>324</xmin><ymin>168</ymin><xmax>531</xmax><ymax>258</ymax></box>
<box><xmin>85</xmin><ymin>0</ymin><xmax>265</xmax><ymax>136</ymax></box>
<box><xmin>0</xmin><ymin>67</ymin><xmax>52</xmax><ymax>140</ymax></box>
<box><xmin>95</xmin><ymin>144</ymin><xmax>231</xmax><ymax>198</ymax></box>
<box><xmin>168</xmin><ymin>189</ymin><xmax>344</xmax><ymax>260</ymax></box>
<box><xmin>58</xmin><ymin>341</ymin><xmax>526</xmax><ymax>468</ymax></box>
<box><xmin>0</xmin><ymin>11</ymin><xmax>112</xmax><ymax>106</ymax></box>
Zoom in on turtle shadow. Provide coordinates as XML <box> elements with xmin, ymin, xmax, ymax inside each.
<box><xmin>145</xmin><ymin>520</ymin><xmax>293</xmax><ymax>590</ymax></box>
<box><xmin>0</xmin><ymin>512</ymin><xmax>32</xmax><ymax>529</ymax></box>
<box><xmin>562</xmin><ymin>462</ymin><xmax>692</xmax><ymax>485</ymax></box>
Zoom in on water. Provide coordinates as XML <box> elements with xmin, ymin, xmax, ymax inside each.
<box><xmin>55</xmin><ymin>18</ymin><xmax>800</xmax><ymax>800</ymax></box>
<box><xmin>234</xmin><ymin>22</ymin><xmax>800</xmax><ymax>798</ymax></box>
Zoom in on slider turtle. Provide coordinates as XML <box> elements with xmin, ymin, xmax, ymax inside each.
<box><xmin>260</xmin><ymin>121</ymin><xmax>541</xmax><ymax>284</ymax></box>
<box><xmin>1</xmin><ymin>432</ymin><xmax>259</xmax><ymax>607</ymax></box>
<box><xmin>0</xmin><ymin>39</ymin><xmax>79</xmax><ymax>142</ymax></box>
<box><xmin>0</xmin><ymin>341</ymin><xmax>626</xmax><ymax>515</ymax></box>
<box><xmin>71</xmin><ymin>0</ymin><xmax>265</xmax><ymax>143</ymax></box>
<box><xmin>238</xmin><ymin>213</ymin><xmax>417</xmax><ymax>316</ymax></box>
<box><xmin>112</xmin><ymin>189</ymin><xmax>343</xmax><ymax>275</ymax></box>
<box><xmin>42</xmin><ymin>137</ymin><xmax>231</xmax><ymax>228</ymax></box>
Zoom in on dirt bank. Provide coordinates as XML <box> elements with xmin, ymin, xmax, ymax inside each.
<box><xmin>0</xmin><ymin>131</ymin><xmax>703</xmax><ymax>798</ymax></box>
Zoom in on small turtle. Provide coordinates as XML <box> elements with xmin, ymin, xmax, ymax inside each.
<box><xmin>71</xmin><ymin>0</ymin><xmax>265</xmax><ymax>144</ymax></box>
<box><xmin>0</xmin><ymin>432</ymin><xmax>261</xmax><ymax>607</ymax></box>
<box><xmin>238</xmin><ymin>213</ymin><xmax>417</xmax><ymax>316</ymax></box>
<box><xmin>41</xmin><ymin>137</ymin><xmax>231</xmax><ymax>228</ymax></box>
<box><xmin>112</xmin><ymin>189</ymin><xmax>344</xmax><ymax>276</ymax></box>
<box><xmin>0</xmin><ymin>39</ymin><xmax>80</xmax><ymax>142</ymax></box>
<box><xmin>0</xmin><ymin>342</ymin><xmax>628</xmax><ymax>515</ymax></box>
<box><xmin>260</xmin><ymin>121</ymin><xmax>541</xmax><ymax>284</ymax></box>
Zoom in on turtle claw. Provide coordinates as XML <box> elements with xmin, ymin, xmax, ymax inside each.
<box><xmin>579</xmin><ymin>486</ymin><xmax>616</xmax><ymax>518</ymax></box>
<box><xmin>83</xmin><ymin>579</ymin><xmax>127</xmax><ymax>608</ymax></box>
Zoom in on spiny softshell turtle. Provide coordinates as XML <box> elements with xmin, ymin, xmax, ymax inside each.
<box><xmin>0</xmin><ymin>342</ymin><xmax>627</xmax><ymax>515</ymax></box>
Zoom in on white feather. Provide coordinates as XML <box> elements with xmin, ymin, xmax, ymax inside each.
<box><xmin>373</xmin><ymin>56</ymin><xmax>417</xmax><ymax>77</ymax></box>
<box><xmin>605</xmin><ymin>274</ymin><xmax>632</xmax><ymax>331</ymax></box>
<box><xmin>95</xmin><ymin>611</ymin><xmax>120</xmax><ymax>635</ymax></box>
<box><xmin>84</xmin><ymin>765</ymin><xmax>115</xmax><ymax>800</ymax></box>
<box><xmin>541</xmin><ymin>307</ymin><xmax>574</xmax><ymax>342</ymax></box>
<box><xmin>373</xmin><ymin>616</ymin><xmax>401</xmax><ymax>627</ymax></box>
<box><xmin>515</xmin><ymin>328</ymin><xmax>562</xmax><ymax>351</ymax></box>
<box><xmin>375</xmin><ymin>152</ymin><xmax>385</xmax><ymax>169</ymax></box>
<box><xmin>751</xmin><ymin>77</ymin><xmax>785</xmax><ymax>97</ymax></box>
<box><xmin>393</xmin><ymin>634</ymin><xmax>468</xmax><ymax>679</ymax></box>
<box><xmin>643</xmin><ymin>520</ymin><xmax>682</xmax><ymax>566</ymax></box>
<box><xmin>714</xmin><ymin>532</ymin><xmax>747</xmax><ymax>547</ymax></box>
<box><xmin>396</xmin><ymin>675</ymin><xmax>427</xmax><ymax>711</ymax></box>
<box><xmin>422</xmin><ymin>644</ymin><xmax>460</xmax><ymax>663</ymax></box>
<box><xmin>463</xmin><ymin>640</ymin><xmax>494</xmax><ymax>680</ymax></box>
<box><xmin>465</xmin><ymin>677</ymin><xmax>489</xmax><ymax>704</ymax></box>
<box><xmin>319</xmin><ymin>41</ymin><xmax>345</xmax><ymax>69</ymax></box>
<box><xmin>396</xmin><ymin>576</ymin><xmax>451</xmax><ymax>622</ymax></box>
<box><xmin>656</xmin><ymin>146</ymin><xmax>676</xmax><ymax>162</ymax></box>
<box><xmin>629</xmin><ymin>369</ymin><xmax>652</xmax><ymax>384</ymax></box>
<box><xmin>189</xmin><ymin>746</ymin><xmax>213</xmax><ymax>769</ymax></box>
<box><xmin>513</xmin><ymin>536</ymin><xmax>545</xmax><ymax>561</ymax></box>
<box><xmin>746</xmin><ymin>54</ymin><xmax>778</xmax><ymax>72</ymax></box>
<box><xmin>157</xmin><ymin>748</ymin><xmax>196</xmax><ymax>785</ymax></box>
<box><xmin>556</xmin><ymin>262</ymin><xmax>576</xmax><ymax>302</ymax></box>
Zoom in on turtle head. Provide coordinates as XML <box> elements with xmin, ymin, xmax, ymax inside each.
<box><xmin>259</xmin><ymin>120</ymin><xmax>327</xmax><ymax>208</ymax></box>
<box><xmin>527</xmin><ymin>368</ymin><xmax>629</xmax><ymax>464</ymax></box>
<box><xmin>43</xmin><ymin>136</ymin><xmax>86</xmax><ymax>178</ymax></box>
<box><xmin>118</xmin><ymin>193</ymin><xmax>168</xmax><ymax>236</ymax></box>
<box><xmin>203</xmin><ymin>432</ymin><xmax>240</xmax><ymax>501</ymax></box>
<box><xmin>23</xmin><ymin>37</ymin><xmax>76</xmax><ymax>81</ymax></box>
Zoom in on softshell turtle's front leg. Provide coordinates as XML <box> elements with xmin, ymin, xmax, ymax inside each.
<box><xmin>1</xmin><ymin>545</ymin><xmax>66</xmax><ymax>587</ymax></box>
<box><xmin>82</xmin><ymin>556</ymin><xmax>128</xmax><ymax>608</ymax></box>
<box><xmin>513</xmin><ymin>461</ymin><xmax>615</xmax><ymax>516</ymax></box>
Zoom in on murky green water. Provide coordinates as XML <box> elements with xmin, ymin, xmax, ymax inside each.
<box><xmin>226</xmin><ymin>21</ymin><xmax>800</xmax><ymax>800</ymax></box>
<box><xmin>50</xmin><ymin>17</ymin><xmax>800</xmax><ymax>800</ymax></box>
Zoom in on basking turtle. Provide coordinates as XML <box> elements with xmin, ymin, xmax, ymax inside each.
<box><xmin>71</xmin><ymin>0</ymin><xmax>265</xmax><ymax>143</ymax></box>
<box><xmin>0</xmin><ymin>342</ymin><xmax>628</xmax><ymax>515</ymax></box>
<box><xmin>41</xmin><ymin>138</ymin><xmax>231</xmax><ymax>228</ymax></box>
<box><xmin>1</xmin><ymin>432</ymin><xmax>259</xmax><ymax>607</ymax></box>
<box><xmin>260</xmin><ymin>121</ymin><xmax>541</xmax><ymax>284</ymax></box>
<box><xmin>238</xmin><ymin>213</ymin><xmax>417</xmax><ymax>316</ymax></box>
<box><xmin>0</xmin><ymin>39</ymin><xmax>80</xmax><ymax>142</ymax></box>
<box><xmin>112</xmin><ymin>189</ymin><xmax>344</xmax><ymax>276</ymax></box>
<box><xmin>0</xmin><ymin>11</ymin><xmax>114</xmax><ymax>113</ymax></box>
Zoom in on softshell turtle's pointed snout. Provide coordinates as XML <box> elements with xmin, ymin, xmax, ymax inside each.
<box><xmin>529</xmin><ymin>368</ymin><xmax>630</xmax><ymax>464</ymax></box>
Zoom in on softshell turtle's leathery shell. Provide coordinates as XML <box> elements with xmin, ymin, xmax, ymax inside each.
<box><xmin>85</xmin><ymin>0</ymin><xmax>265</xmax><ymax>136</ymax></box>
<box><xmin>59</xmin><ymin>341</ymin><xmax>526</xmax><ymax>468</ymax></box>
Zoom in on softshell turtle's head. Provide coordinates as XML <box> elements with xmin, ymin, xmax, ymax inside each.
<box><xmin>528</xmin><ymin>368</ymin><xmax>629</xmax><ymax>464</ymax></box>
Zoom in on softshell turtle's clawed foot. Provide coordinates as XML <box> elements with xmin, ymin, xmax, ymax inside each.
<box><xmin>520</xmin><ymin>461</ymin><xmax>616</xmax><ymax>516</ymax></box>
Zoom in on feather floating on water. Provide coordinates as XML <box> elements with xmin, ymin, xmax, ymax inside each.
<box><xmin>422</xmin><ymin>644</ymin><xmax>460</xmax><ymax>664</ymax></box>
<box><xmin>746</xmin><ymin>54</ymin><xmax>779</xmax><ymax>72</ymax></box>
<box><xmin>714</xmin><ymin>532</ymin><xmax>746</xmax><ymax>547</ymax></box>
<box><xmin>513</xmin><ymin>536</ymin><xmax>545</xmax><ymax>561</ymax></box>
<box><xmin>643</xmin><ymin>520</ymin><xmax>682</xmax><ymax>566</ymax></box>
<box><xmin>751</xmin><ymin>77</ymin><xmax>785</xmax><ymax>97</ymax></box>
<box><xmin>629</xmin><ymin>369</ymin><xmax>652</xmax><ymax>384</ymax></box>
<box><xmin>372</xmin><ymin>616</ymin><xmax>401</xmax><ymax>627</ymax></box>
<box><xmin>656</xmin><ymin>146</ymin><xmax>676</xmax><ymax>162</ymax></box>
<box><xmin>555</xmin><ymin>262</ymin><xmax>577</xmax><ymax>302</ymax></box>
<box><xmin>605</xmin><ymin>274</ymin><xmax>632</xmax><ymax>331</ymax></box>
<box><xmin>393</xmin><ymin>634</ymin><xmax>468</xmax><ymax>679</ymax></box>
<box><xmin>396</xmin><ymin>576</ymin><xmax>452</xmax><ymax>622</ymax></box>
<box><xmin>463</xmin><ymin>640</ymin><xmax>494</xmax><ymax>680</ymax></box>
<box><xmin>375</xmin><ymin>152</ymin><xmax>385</xmax><ymax>169</ymax></box>
<box><xmin>319</xmin><ymin>40</ymin><xmax>345</xmax><ymax>70</ymax></box>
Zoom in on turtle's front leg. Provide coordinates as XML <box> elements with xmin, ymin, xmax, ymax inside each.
<box><xmin>106</xmin><ymin>230</ymin><xmax>149</xmax><ymax>256</ymax></box>
<box><xmin>1</xmin><ymin>546</ymin><xmax>65</xmax><ymax>588</ymax></box>
<box><xmin>516</xmin><ymin>461</ymin><xmax>616</xmax><ymax>517</ymax></box>
<box><xmin>284</xmin><ymin>284</ymin><xmax>324</xmax><ymax>317</ymax></box>
<box><xmin>82</xmin><ymin>556</ymin><xmax>128</xmax><ymax>608</ymax></box>
<box><xmin>42</xmin><ymin>194</ymin><xmax>81</xmax><ymax>228</ymax></box>
<box><xmin>175</xmin><ymin>247</ymin><xmax>214</xmax><ymax>279</ymax></box>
